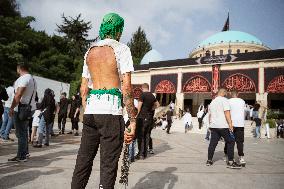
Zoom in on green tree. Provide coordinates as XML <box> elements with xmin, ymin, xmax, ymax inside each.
<box><xmin>56</xmin><ymin>14</ymin><xmax>92</xmax><ymax>57</ymax></box>
<box><xmin>127</xmin><ymin>26</ymin><xmax>152</xmax><ymax>65</ymax></box>
<box><xmin>0</xmin><ymin>0</ymin><xmax>20</xmax><ymax>17</ymax></box>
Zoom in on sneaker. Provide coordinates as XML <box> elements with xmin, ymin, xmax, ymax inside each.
<box><xmin>8</xmin><ymin>157</ymin><xmax>27</xmax><ymax>162</ymax></box>
<box><xmin>223</xmin><ymin>155</ymin><xmax>228</xmax><ymax>162</ymax></box>
<box><xmin>44</xmin><ymin>143</ymin><xmax>49</xmax><ymax>146</ymax></box>
<box><xmin>239</xmin><ymin>156</ymin><xmax>246</xmax><ymax>165</ymax></box>
<box><xmin>33</xmin><ymin>144</ymin><xmax>42</xmax><ymax>148</ymax></box>
<box><xmin>206</xmin><ymin>160</ymin><xmax>213</xmax><ymax>166</ymax></box>
<box><xmin>149</xmin><ymin>149</ymin><xmax>154</xmax><ymax>154</ymax></box>
<box><xmin>67</xmin><ymin>131</ymin><xmax>73</xmax><ymax>134</ymax></box>
<box><xmin>227</xmin><ymin>161</ymin><xmax>242</xmax><ymax>169</ymax></box>
<box><xmin>26</xmin><ymin>153</ymin><xmax>31</xmax><ymax>158</ymax></box>
<box><xmin>74</xmin><ymin>132</ymin><xmax>79</xmax><ymax>136</ymax></box>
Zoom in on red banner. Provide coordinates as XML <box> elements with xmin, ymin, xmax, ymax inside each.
<box><xmin>183</xmin><ymin>76</ymin><xmax>211</xmax><ymax>93</ymax></box>
<box><xmin>155</xmin><ymin>80</ymin><xmax>176</xmax><ymax>93</ymax></box>
<box><xmin>267</xmin><ymin>75</ymin><xmax>284</xmax><ymax>93</ymax></box>
<box><xmin>212</xmin><ymin>65</ymin><xmax>220</xmax><ymax>96</ymax></box>
<box><xmin>223</xmin><ymin>73</ymin><xmax>256</xmax><ymax>92</ymax></box>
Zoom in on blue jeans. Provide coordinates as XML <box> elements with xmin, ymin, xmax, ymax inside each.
<box><xmin>49</xmin><ymin>121</ymin><xmax>54</xmax><ymax>135</ymax></box>
<box><xmin>255</xmin><ymin>126</ymin><xmax>261</xmax><ymax>138</ymax></box>
<box><xmin>128</xmin><ymin>139</ymin><xmax>136</xmax><ymax>161</ymax></box>
<box><xmin>0</xmin><ymin>107</ymin><xmax>14</xmax><ymax>139</ymax></box>
<box><xmin>38</xmin><ymin>116</ymin><xmax>51</xmax><ymax>145</ymax></box>
<box><xmin>14</xmin><ymin>111</ymin><xmax>29</xmax><ymax>159</ymax></box>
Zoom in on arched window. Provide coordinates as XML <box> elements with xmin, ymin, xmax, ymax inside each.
<box><xmin>212</xmin><ymin>51</ymin><xmax>215</xmax><ymax>56</ymax></box>
<box><xmin>205</xmin><ymin>50</ymin><xmax>210</xmax><ymax>57</ymax></box>
<box><xmin>228</xmin><ymin>49</ymin><xmax>232</xmax><ymax>54</ymax></box>
<box><xmin>220</xmin><ymin>49</ymin><xmax>223</xmax><ymax>55</ymax></box>
<box><xmin>245</xmin><ymin>50</ymin><xmax>248</xmax><ymax>53</ymax></box>
<box><xmin>237</xmin><ymin>49</ymin><xmax>240</xmax><ymax>54</ymax></box>
<box><xmin>200</xmin><ymin>54</ymin><xmax>202</xmax><ymax>57</ymax></box>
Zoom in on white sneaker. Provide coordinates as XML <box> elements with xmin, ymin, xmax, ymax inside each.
<box><xmin>239</xmin><ymin>156</ymin><xmax>246</xmax><ymax>164</ymax></box>
<box><xmin>223</xmin><ymin>155</ymin><xmax>228</xmax><ymax>162</ymax></box>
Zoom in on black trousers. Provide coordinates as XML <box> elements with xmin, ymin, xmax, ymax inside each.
<box><xmin>208</xmin><ymin>128</ymin><xmax>235</xmax><ymax>161</ymax></box>
<box><xmin>198</xmin><ymin>118</ymin><xmax>203</xmax><ymax>129</ymax></box>
<box><xmin>71</xmin><ymin>114</ymin><xmax>124</xmax><ymax>189</ymax></box>
<box><xmin>224</xmin><ymin>127</ymin><xmax>244</xmax><ymax>156</ymax></box>
<box><xmin>149</xmin><ymin>126</ymin><xmax>153</xmax><ymax>150</ymax></box>
<box><xmin>71</xmin><ymin>118</ymin><xmax>79</xmax><ymax>131</ymax></box>
<box><xmin>137</xmin><ymin>116</ymin><xmax>153</xmax><ymax>158</ymax></box>
<box><xmin>277</xmin><ymin>128</ymin><xmax>283</xmax><ymax>138</ymax></box>
<box><xmin>58</xmin><ymin>113</ymin><xmax>67</xmax><ymax>133</ymax></box>
<box><xmin>166</xmin><ymin>120</ymin><xmax>172</xmax><ymax>133</ymax></box>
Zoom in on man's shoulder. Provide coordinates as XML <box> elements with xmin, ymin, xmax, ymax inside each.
<box><xmin>145</xmin><ymin>92</ymin><xmax>156</xmax><ymax>99</ymax></box>
<box><xmin>16</xmin><ymin>74</ymin><xmax>32</xmax><ymax>85</ymax></box>
<box><xmin>229</xmin><ymin>97</ymin><xmax>245</xmax><ymax>104</ymax></box>
<box><xmin>94</xmin><ymin>39</ymin><xmax>129</xmax><ymax>51</ymax></box>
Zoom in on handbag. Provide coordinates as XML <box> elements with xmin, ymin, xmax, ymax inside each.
<box><xmin>18</xmin><ymin>78</ymin><xmax>35</xmax><ymax>121</ymax></box>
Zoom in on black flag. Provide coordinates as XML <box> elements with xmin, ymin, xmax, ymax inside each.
<box><xmin>222</xmin><ymin>13</ymin><xmax>229</xmax><ymax>31</ymax></box>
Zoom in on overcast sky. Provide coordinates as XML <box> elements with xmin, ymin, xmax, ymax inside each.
<box><xmin>19</xmin><ymin>0</ymin><xmax>284</xmax><ymax>60</ymax></box>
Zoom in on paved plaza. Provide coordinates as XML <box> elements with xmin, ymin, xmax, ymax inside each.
<box><xmin>0</xmin><ymin>123</ymin><xmax>284</xmax><ymax>189</ymax></box>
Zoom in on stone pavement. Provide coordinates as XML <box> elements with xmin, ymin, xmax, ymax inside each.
<box><xmin>0</xmin><ymin>123</ymin><xmax>284</xmax><ymax>189</ymax></box>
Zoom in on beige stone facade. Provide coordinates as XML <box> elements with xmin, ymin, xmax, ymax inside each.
<box><xmin>190</xmin><ymin>42</ymin><xmax>270</xmax><ymax>58</ymax></box>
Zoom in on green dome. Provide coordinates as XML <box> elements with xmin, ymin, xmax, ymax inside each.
<box><xmin>197</xmin><ymin>31</ymin><xmax>263</xmax><ymax>47</ymax></box>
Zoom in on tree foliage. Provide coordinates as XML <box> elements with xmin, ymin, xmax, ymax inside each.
<box><xmin>0</xmin><ymin>0</ymin><xmax>92</xmax><ymax>96</ymax></box>
<box><xmin>127</xmin><ymin>26</ymin><xmax>152</xmax><ymax>65</ymax></box>
<box><xmin>0</xmin><ymin>0</ymin><xmax>20</xmax><ymax>17</ymax></box>
<box><xmin>57</xmin><ymin>14</ymin><xmax>91</xmax><ymax>57</ymax></box>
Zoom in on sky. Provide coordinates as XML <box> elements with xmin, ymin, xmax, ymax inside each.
<box><xmin>19</xmin><ymin>0</ymin><xmax>284</xmax><ymax>60</ymax></box>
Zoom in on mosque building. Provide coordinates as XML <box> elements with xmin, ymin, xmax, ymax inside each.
<box><xmin>131</xmin><ymin>23</ymin><xmax>284</xmax><ymax>115</ymax></box>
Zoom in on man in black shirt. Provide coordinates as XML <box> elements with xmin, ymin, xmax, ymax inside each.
<box><xmin>166</xmin><ymin>107</ymin><xmax>174</xmax><ymax>134</ymax></box>
<box><xmin>57</xmin><ymin>92</ymin><xmax>69</xmax><ymax>134</ymax></box>
<box><xmin>136</xmin><ymin>83</ymin><xmax>159</xmax><ymax>159</ymax></box>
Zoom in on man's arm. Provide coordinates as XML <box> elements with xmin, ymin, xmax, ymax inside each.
<box><xmin>152</xmin><ymin>101</ymin><xmax>160</xmax><ymax>110</ymax></box>
<box><xmin>122</xmin><ymin>73</ymin><xmax>137</xmax><ymax>144</ymax></box>
<box><xmin>122</xmin><ymin>73</ymin><xmax>137</xmax><ymax>119</ymax></box>
<box><xmin>80</xmin><ymin>77</ymin><xmax>89</xmax><ymax>111</ymax></box>
<box><xmin>224</xmin><ymin>110</ymin><xmax>233</xmax><ymax>131</ymax></box>
<box><xmin>9</xmin><ymin>87</ymin><xmax>26</xmax><ymax>117</ymax></box>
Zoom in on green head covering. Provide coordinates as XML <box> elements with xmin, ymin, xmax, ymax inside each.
<box><xmin>99</xmin><ymin>13</ymin><xmax>124</xmax><ymax>40</ymax></box>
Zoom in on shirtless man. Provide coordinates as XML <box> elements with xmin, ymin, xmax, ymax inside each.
<box><xmin>71</xmin><ymin>13</ymin><xmax>137</xmax><ymax>189</ymax></box>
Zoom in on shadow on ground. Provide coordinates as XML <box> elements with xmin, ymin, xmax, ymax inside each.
<box><xmin>132</xmin><ymin>167</ymin><xmax>178</xmax><ymax>189</ymax></box>
<box><xmin>0</xmin><ymin>169</ymin><xmax>63</xmax><ymax>189</ymax></box>
<box><xmin>0</xmin><ymin>149</ymin><xmax>77</xmax><ymax>176</ymax></box>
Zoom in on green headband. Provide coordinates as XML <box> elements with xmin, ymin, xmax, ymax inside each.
<box><xmin>99</xmin><ymin>13</ymin><xmax>124</xmax><ymax>40</ymax></box>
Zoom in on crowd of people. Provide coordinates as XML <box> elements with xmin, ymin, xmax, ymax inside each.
<box><xmin>0</xmin><ymin>64</ymin><xmax>83</xmax><ymax>161</ymax></box>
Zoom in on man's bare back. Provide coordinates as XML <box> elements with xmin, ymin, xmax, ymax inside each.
<box><xmin>86</xmin><ymin>46</ymin><xmax>120</xmax><ymax>90</ymax></box>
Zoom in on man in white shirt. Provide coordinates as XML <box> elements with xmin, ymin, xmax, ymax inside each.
<box><xmin>8</xmin><ymin>64</ymin><xmax>37</xmax><ymax>162</ymax></box>
<box><xmin>197</xmin><ymin>104</ymin><xmax>204</xmax><ymax>129</ymax></box>
<box><xmin>224</xmin><ymin>90</ymin><xmax>246</xmax><ymax>166</ymax></box>
<box><xmin>0</xmin><ymin>86</ymin><xmax>14</xmax><ymax>140</ymax></box>
<box><xmin>207</xmin><ymin>88</ymin><xmax>241</xmax><ymax>169</ymax></box>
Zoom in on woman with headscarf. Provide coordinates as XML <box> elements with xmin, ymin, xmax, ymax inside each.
<box><xmin>33</xmin><ymin>88</ymin><xmax>56</xmax><ymax>148</ymax></box>
<box><xmin>67</xmin><ymin>95</ymin><xmax>80</xmax><ymax>136</ymax></box>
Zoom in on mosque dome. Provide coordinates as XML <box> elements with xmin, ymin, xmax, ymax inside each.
<box><xmin>197</xmin><ymin>31</ymin><xmax>263</xmax><ymax>47</ymax></box>
<box><xmin>190</xmin><ymin>30</ymin><xmax>270</xmax><ymax>58</ymax></box>
<box><xmin>140</xmin><ymin>49</ymin><xmax>163</xmax><ymax>65</ymax></box>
